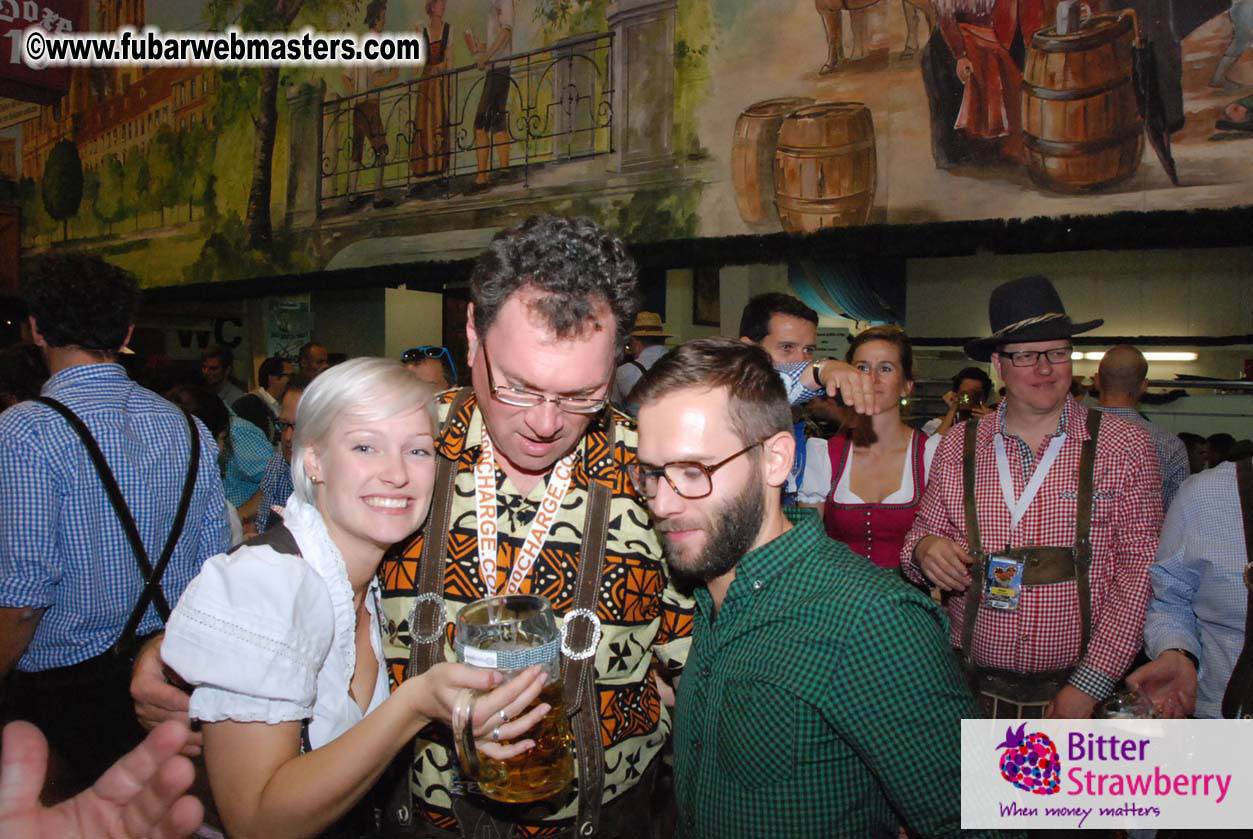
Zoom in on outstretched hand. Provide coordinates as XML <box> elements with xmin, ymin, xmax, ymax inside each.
<box><xmin>0</xmin><ymin>719</ymin><xmax>203</xmax><ymax>839</ymax></box>
<box><xmin>814</xmin><ymin>360</ymin><xmax>881</xmax><ymax>416</ymax></box>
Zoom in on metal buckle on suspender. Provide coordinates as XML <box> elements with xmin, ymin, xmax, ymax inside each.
<box><xmin>1073</xmin><ymin>536</ymin><xmax>1092</xmax><ymax>571</ymax></box>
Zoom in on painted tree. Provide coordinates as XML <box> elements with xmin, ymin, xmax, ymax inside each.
<box><xmin>147</xmin><ymin>126</ymin><xmax>181</xmax><ymax>226</ymax></box>
<box><xmin>81</xmin><ymin>167</ymin><xmax>99</xmax><ymax>234</ymax></box>
<box><xmin>123</xmin><ymin>149</ymin><xmax>150</xmax><ymax>230</ymax></box>
<box><xmin>41</xmin><ymin>139</ymin><xmax>84</xmax><ymax>242</ymax></box>
<box><xmin>94</xmin><ymin>154</ymin><xmax>127</xmax><ymax>235</ymax></box>
<box><xmin>178</xmin><ymin>123</ymin><xmax>217</xmax><ymax>221</ymax></box>
<box><xmin>205</xmin><ymin>0</ymin><xmax>367</xmax><ymax>250</ymax></box>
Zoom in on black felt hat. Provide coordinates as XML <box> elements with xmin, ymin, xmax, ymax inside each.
<box><xmin>964</xmin><ymin>275</ymin><xmax>1103</xmax><ymax>362</ymax></box>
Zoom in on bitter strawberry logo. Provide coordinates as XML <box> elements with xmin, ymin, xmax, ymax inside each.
<box><xmin>996</xmin><ymin>723</ymin><xmax>1061</xmax><ymax>795</ymax></box>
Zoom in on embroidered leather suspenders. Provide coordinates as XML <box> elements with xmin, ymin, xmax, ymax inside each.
<box><xmin>405</xmin><ymin>388</ymin><xmax>613</xmax><ymax>838</ymax></box>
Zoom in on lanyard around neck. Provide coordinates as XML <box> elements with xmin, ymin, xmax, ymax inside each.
<box><xmin>994</xmin><ymin>432</ymin><xmax>1066</xmax><ymax>534</ymax></box>
<box><xmin>474</xmin><ymin>425</ymin><xmax>578</xmax><ymax>596</ymax></box>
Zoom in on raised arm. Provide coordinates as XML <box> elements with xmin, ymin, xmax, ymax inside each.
<box><xmin>202</xmin><ymin>663</ymin><xmax>547</xmax><ymax>839</ymax></box>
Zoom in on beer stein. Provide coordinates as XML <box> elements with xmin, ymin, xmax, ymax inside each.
<box><xmin>453</xmin><ymin>594</ymin><xmax>574</xmax><ymax>803</ymax></box>
<box><xmin>1096</xmin><ymin>688</ymin><xmax>1156</xmax><ymax>719</ymax></box>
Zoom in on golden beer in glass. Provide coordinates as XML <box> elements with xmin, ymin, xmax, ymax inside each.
<box><xmin>455</xmin><ymin>595</ymin><xmax>574</xmax><ymax>803</ymax></box>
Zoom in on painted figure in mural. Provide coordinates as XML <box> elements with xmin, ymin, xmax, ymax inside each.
<box><xmin>1210</xmin><ymin>0</ymin><xmax>1253</xmax><ymax>87</ymax></box>
<box><xmin>409</xmin><ymin>0</ymin><xmax>453</xmax><ymax>195</ymax></box>
<box><xmin>1218</xmin><ymin>94</ymin><xmax>1253</xmax><ymax>131</ymax></box>
<box><xmin>902</xmin><ymin>0</ymin><xmax>938</xmax><ymax>58</ymax></box>
<box><xmin>817</xmin><ymin>0</ymin><xmax>936</xmax><ymax>71</ymax></box>
<box><xmin>344</xmin><ymin>0</ymin><xmax>400</xmax><ymax>209</ymax></box>
<box><xmin>921</xmin><ymin>1</ymin><xmax>1233</xmax><ymax>168</ymax></box>
<box><xmin>933</xmin><ymin>0</ymin><xmax>1045</xmax><ymax>163</ymax></box>
<box><xmin>815</xmin><ymin>0</ymin><xmax>879</xmax><ymax>71</ymax></box>
<box><xmin>465</xmin><ymin>0</ymin><xmax>514</xmax><ymax>192</ymax></box>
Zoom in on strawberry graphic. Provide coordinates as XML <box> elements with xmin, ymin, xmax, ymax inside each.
<box><xmin>995</xmin><ymin>723</ymin><xmax>1061</xmax><ymax>795</ymax></box>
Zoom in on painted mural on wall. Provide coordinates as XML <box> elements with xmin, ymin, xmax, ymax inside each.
<box><xmin>702</xmin><ymin>0</ymin><xmax>1253</xmax><ymax>233</ymax></box>
<box><xmin>0</xmin><ymin>0</ymin><xmax>1250</xmax><ymax>288</ymax></box>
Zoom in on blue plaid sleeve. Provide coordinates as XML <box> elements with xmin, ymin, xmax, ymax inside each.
<box><xmin>0</xmin><ymin>422</ymin><xmax>59</xmax><ymax>607</ymax></box>
<box><xmin>255</xmin><ymin>450</ymin><xmax>291</xmax><ymax>533</ymax></box>
<box><xmin>777</xmin><ymin>361</ymin><xmax>823</xmax><ymax>406</ymax></box>
<box><xmin>229</xmin><ymin>417</ymin><xmax>274</xmax><ymax>481</ymax></box>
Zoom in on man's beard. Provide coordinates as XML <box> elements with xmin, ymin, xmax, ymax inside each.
<box><xmin>658</xmin><ymin>478</ymin><xmax>765</xmax><ymax>584</ymax></box>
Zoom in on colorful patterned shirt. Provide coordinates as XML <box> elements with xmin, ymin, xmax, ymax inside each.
<box><xmin>901</xmin><ymin>395</ymin><xmax>1162</xmax><ymax>701</ymax></box>
<box><xmin>379</xmin><ymin>390</ymin><xmax>693</xmax><ymax>834</ymax></box>
<box><xmin>674</xmin><ymin>509</ymin><xmax>980</xmax><ymax>839</ymax></box>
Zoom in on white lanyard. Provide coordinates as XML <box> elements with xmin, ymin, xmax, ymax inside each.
<box><xmin>475</xmin><ymin>426</ymin><xmax>578</xmax><ymax>596</ymax></box>
<box><xmin>994</xmin><ymin>432</ymin><xmax>1066</xmax><ymax>534</ymax></box>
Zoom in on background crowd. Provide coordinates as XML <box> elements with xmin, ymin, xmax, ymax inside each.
<box><xmin>0</xmin><ymin>215</ymin><xmax>1249</xmax><ymax>839</ymax></box>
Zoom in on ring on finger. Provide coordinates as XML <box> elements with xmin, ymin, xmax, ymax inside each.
<box><xmin>497</xmin><ymin>709</ymin><xmax>509</xmax><ymax>724</ymax></box>
<box><xmin>491</xmin><ymin>726</ymin><xmax>502</xmax><ymax>743</ymax></box>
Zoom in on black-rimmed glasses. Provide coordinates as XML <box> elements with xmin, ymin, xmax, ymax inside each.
<box><xmin>480</xmin><ymin>342</ymin><xmax>607</xmax><ymax>414</ymax></box>
<box><xmin>1002</xmin><ymin>347</ymin><xmax>1073</xmax><ymax>367</ymax></box>
<box><xmin>401</xmin><ymin>345</ymin><xmax>458</xmax><ymax>385</ymax></box>
<box><xmin>627</xmin><ymin>441</ymin><xmax>763</xmax><ymax>499</ymax></box>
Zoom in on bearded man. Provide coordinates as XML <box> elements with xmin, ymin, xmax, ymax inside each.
<box><xmin>630</xmin><ymin>338</ymin><xmax>980</xmax><ymax>839</ymax></box>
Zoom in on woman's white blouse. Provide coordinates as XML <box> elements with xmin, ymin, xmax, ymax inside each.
<box><xmin>162</xmin><ymin>494</ymin><xmax>390</xmax><ymax>750</ymax></box>
<box><xmin>797</xmin><ymin>431</ymin><xmax>941</xmax><ymax>505</ymax></box>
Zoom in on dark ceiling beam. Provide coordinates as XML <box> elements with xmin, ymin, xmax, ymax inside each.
<box><xmin>140</xmin><ymin>205</ymin><xmax>1253</xmax><ymax>304</ymax></box>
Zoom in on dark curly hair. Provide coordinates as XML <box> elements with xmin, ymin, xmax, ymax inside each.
<box><xmin>470</xmin><ymin>215</ymin><xmax>640</xmax><ymax>347</ymax></box>
<box><xmin>22</xmin><ymin>252</ymin><xmax>138</xmax><ymax>354</ymax></box>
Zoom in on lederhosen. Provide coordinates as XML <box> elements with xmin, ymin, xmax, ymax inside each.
<box><xmin>0</xmin><ymin>397</ymin><xmax>200</xmax><ymax>798</ymax></box>
<box><xmin>959</xmin><ymin>409</ymin><xmax>1101</xmax><ymax>719</ymax></box>
<box><xmin>1222</xmin><ymin>457</ymin><xmax>1253</xmax><ymax>719</ymax></box>
<box><xmin>395</xmin><ymin>388</ymin><xmax>638</xmax><ymax>839</ymax></box>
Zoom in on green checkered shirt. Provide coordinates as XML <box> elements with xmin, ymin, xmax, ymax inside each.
<box><xmin>673</xmin><ymin>510</ymin><xmax>984</xmax><ymax>838</ymax></box>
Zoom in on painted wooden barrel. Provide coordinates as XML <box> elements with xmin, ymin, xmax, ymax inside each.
<box><xmin>1022</xmin><ymin>13</ymin><xmax>1143</xmax><ymax>193</ymax></box>
<box><xmin>731</xmin><ymin>97</ymin><xmax>814</xmax><ymax>226</ymax></box>
<box><xmin>773</xmin><ymin>102</ymin><xmax>876</xmax><ymax>233</ymax></box>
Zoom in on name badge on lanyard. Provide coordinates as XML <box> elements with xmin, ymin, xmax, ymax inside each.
<box><xmin>475</xmin><ymin>426</ymin><xmax>578</xmax><ymax>596</ymax></box>
<box><xmin>986</xmin><ymin>433</ymin><xmax>1066</xmax><ymax>611</ymax></box>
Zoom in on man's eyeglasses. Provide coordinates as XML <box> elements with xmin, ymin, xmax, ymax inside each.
<box><xmin>1002</xmin><ymin>347</ymin><xmax>1073</xmax><ymax>367</ymax></box>
<box><xmin>401</xmin><ymin>345</ymin><xmax>458</xmax><ymax>385</ymax></box>
<box><xmin>274</xmin><ymin>420</ymin><xmax>296</xmax><ymax>435</ymax></box>
<box><xmin>627</xmin><ymin>441</ymin><xmax>763</xmax><ymax>500</ymax></box>
<box><xmin>480</xmin><ymin>342</ymin><xmax>607</xmax><ymax>415</ymax></box>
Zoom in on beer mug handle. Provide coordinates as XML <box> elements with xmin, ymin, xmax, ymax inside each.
<box><xmin>452</xmin><ymin>688</ymin><xmax>483</xmax><ymax>779</ymax></box>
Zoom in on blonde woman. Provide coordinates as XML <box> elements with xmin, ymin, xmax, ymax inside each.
<box><xmin>162</xmin><ymin>359</ymin><xmax>546</xmax><ymax>838</ymax></box>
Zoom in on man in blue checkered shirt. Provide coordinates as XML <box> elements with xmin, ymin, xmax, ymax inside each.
<box><xmin>1128</xmin><ymin>459</ymin><xmax>1250</xmax><ymax>719</ymax></box>
<box><xmin>0</xmin><ymin>253</ymin><xmax>230</xmax><ymax>796</ymax></box>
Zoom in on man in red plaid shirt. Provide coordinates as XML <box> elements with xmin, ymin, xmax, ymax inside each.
<box><xmin>902</xmin><ymin>275</ymin><xmax>1161</xmax><ymax>719</ymax></box>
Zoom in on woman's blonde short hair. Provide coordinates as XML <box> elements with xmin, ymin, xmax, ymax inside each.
<box><xmin>291</xmin><ymin>357</ymin><xmax>438</xmax><ymax>504</ymax></box>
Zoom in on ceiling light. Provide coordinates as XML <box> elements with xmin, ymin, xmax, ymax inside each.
<box><xmin>1074</xmin><ymin>351</ymin><xmax>1197</xmax><ymax>362</ymax></box>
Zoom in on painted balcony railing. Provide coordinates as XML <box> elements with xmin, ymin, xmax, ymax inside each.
<box><xmin>319</xmin><ymin>31</ymin><xmax>613</xmax><ymax>210</ymax></box>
